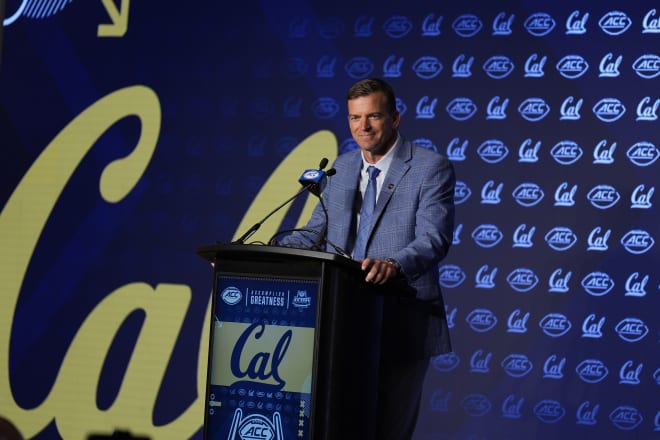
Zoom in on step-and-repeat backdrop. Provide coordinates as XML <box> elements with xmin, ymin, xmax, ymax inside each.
<box><xmin>1</xmin><ymin>1</ymin><xmax>657</xmax><ymax>439</ymax></box>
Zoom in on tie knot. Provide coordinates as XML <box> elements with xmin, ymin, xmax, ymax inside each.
<box><xmin>367</xmin><ymin>165</ymin><xmax>380</xmax><ymax>180</ymax></box>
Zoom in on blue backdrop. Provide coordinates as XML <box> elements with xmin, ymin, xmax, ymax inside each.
<box><xmin>1</xmin><ymin>1</ymin><xmax>658</xmax><ymax>439</ymax></box>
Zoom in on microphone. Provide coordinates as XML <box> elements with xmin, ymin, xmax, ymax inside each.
<box><xmin>232</xmin><ymin>158</ymin><xmax>331</xmax><ymax>245</ymax></box>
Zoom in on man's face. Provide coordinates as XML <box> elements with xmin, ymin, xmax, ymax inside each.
<box><xmin>347</xmin><ymin>91</ymin><xmax>400</xmax><ymax>156</ymax></box>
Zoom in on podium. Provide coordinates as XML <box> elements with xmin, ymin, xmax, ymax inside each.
<box><xmin>197</xmin><ymin>243</ymin><xmax>403</xmax><ymax>440</ymax></box>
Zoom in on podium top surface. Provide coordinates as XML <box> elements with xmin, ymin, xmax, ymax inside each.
<box><xmin>197</xmin><ymin>243</ymin><xmax>359</xmax><ymax>270</ymax></box>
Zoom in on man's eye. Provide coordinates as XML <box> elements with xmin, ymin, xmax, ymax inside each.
<box><xmin>368</xmin><ymin>114</ymin><xmax>383</xmax><ymax>120</ymax></box>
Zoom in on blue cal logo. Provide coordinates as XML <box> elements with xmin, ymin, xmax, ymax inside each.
<box><xmin>525</xmin><ymin>13</ymin><xmax>556</xmax><ymax>36</ymax></box>
<box><xmin>619</xmin><ymin>360</ymin><xmax>643</xmax><ymax>385</ymax></box>
<box><xmin>382</xmin><ymin>16</ymin><xmax>412</xmax><ymax>38</ymax></box>
<box><xmin>565</xmin><ymin>10</ymin><xmax>588</xmax><ymax>35</ymax></box>
<box><xmin>413</xmin><ymin>56</ymin><xmax>443</xmax><ymax>79</ymax></box>
<box><xmin>481</xmin><ymin>180</ymin><xmax>503</xmax><ymax>204</ymax></box>
<box><xmin>446</xmin><ymin>137</ymin><xmax>467</xmax><ymax>161</ymax></box>
<box><xmin>599</xmin><ymin>52</ymin><xmax>622</xmax><ymax>78</ymax></box>
<box><xmin>554</xmin><ymin>182</ymin><xmax>577</xmax><ymax>207</ymax></box>
<box><xmin>593</xmin><ymin>139</ymin><xmax>616</xmax><ymax>164</ymax></box>
<box><xmin>383</xmin><ymin>55</ymin><xmax>403</xmax><ymax>78</ymax></box>
<box><xmin>501</xmin><ymin>395</ymin><xmax>524</xmax><ymax>419</ymax></box>
<box><xmin>581</xmin><ymin>272</ymin><xmax>614</xmax><ymax>296</ymax></box>
<box><xmin>501</xmin><ymin>354</ymin><xmax>533</xmax><ymax>378</ymax></box>
<box><xmin>415</xmin><ymin>97</ymin><xmax>438</xmax><ymax>119</ymax></box>
<box><xmin>512</xmin><ymin>183</ymin><xmax>544</xmax><ymax>207</ymax></box>
<box><xmin>539</xmin><ymin>313</ymin><xmax>572</xmax><ymax>337</ymax></box>
<box><xmin>609</xmin><ymin>406</ymin><xmax>643</xmax><ymax>430</ymax></box>
<box><xmin>472</xmin><ymin>224</ymin><xmax>503</xmax><ymax>248</ymax></box>
<box><xmin>518</xmin><ymin>138</ymin><xmax>541</xmax><ymax>163</ymax></box>
<box><xmin>524</xmin><ymin>53</ymin><xmax>547</xmax><ymax>77</ymax></box>
<box><xmin>534</xmin><ymin>400</ymin><xmax>565</xmax><ymax>423</ymax></box>
<box><xmin>576</xmin><ymin>359</ymin><xmax>609</xmax><ymax>383</ymax></box>
<box><xmin>513</xmin><ymin>224</ymin><xmax>535</xmax><ymax>248</ymax></box>
<box><xmin>452</xmin><ymin>54</ymin><xmax>473</xmax><ymax>78</ymax></box>
<box><xmin>506</xmin><ymin>268</ymin><xmax>538</xmax><ymax>292</ymax></box>
<box><xmin>353</xmin><ymin>15</ymin><xmax>374</xmax><ymax>37</ymax></box>
<box><xmin>636</xmin><ymin>96</ymin><xmax>660</xmax><ymax>121</ymax></box>
<box><xmin>518</xmin><ymin>97</ymin><xmax>550</xmax><ymax>121</ymax></box>
<box><xmin>643</xmin><ymin>8</ymin><xmax>660</xmax><ymax>34</ymax></box>
<box><xmin>438</xmin><ymin>264</ymin><xmax>466</xmax><ymax>288</ymax></box>
<box><xmin>626</xmin><ymin>141</ymin><xmax>659</xmax><ymax>166</ymax></box>
<box><xmin>545</xmin><ymin>227</ymin><xmax>577</xmax><ymax>251</ymax></box>
<box><xmin>469</xmin><ymin>349</ymin><xmax>492</xmax><ymax>373</ymax></box>
<box><xmin>615</xmin><ymin>317</ymin><xmax>649</xmax><ymax>342</ymax></box>
<box><xmin>593</xmin><ymin>98</ymin><xmax>626</xmax><ymax>122</ymax></box>
<box><xmin>587</xmin><ymin>184</ymin><xmax>620</xmax><ymax>209</ymax></box>
<box><xmin>446</xmin><ymin>97</ymin><xmax>477</xmax><ymax>121</ymax></box>
<box><xmin>477</xmin><ymin>139</ymin><xmax>508</xmax><ymax>163</ymax></box>
<box><xmin>576</xmin><ymin>401</ymin><xmax>600</xmax><ymax>425</ymax></box>
<box><xmin>452</xmin><ymin>14</ymin><xmax>483</xmax><ymax>37</ymax></box>
<box><xmin>620</xmin><ymin>229</ymin><xmax>654</xmax><ymax>254</ymax></box>
<box><xmin>599</xmin><ymin>11</ymin><xmax>632</xmax><ymax>35</ymax></box>
<box><xmin>556</xmin><ymin>55</ymin><xmax>589</xmax><ymax>79</ymax></box>
<box><xmin>483</xmin><ymin>55</ymin><xmax>515</xmax><ymax>79</ymax></box>
<box><xmin>507</xmin><ymin>309</ymin><xmax>530</xmax><ymax>334</ymax></box>
<box><xmin>486</xmin><ymin>96</ymin><xmax>509</xmax><ymax>120</ymax></box>
<box><xmin>625</xmin><ymin>272</ymin><xmax>649</xmax><ymax>297</ymax></box>
<box><xmin>475</xmin><ymin>265</ymin><xmax>497</xmax><ymax>289</ymax></box>
<box><xmin>582</xmin><ymin>314</ymin><xmax>605</xmax><ymax>338</ymax></box>
<box><xmin>492</xmin><ymin>12</ymin><xmax>514</xmax><ymax>36</ymax></box>
<box><xmin>421</xmin><ymin>13</ymin><xmax>443</xmax><ymax>36</ymax></box>
<box><xmin>466</xmin><ymin>308</ymin><xmax>497</xmax><ymax>332</ymax></box>
<box><xmin>543</xmin><ymin>354</ymin><xmax>566</xmax><ymax>379</ymax></box>
<box><xmin>551</xmin><ymin>140</ymin><xmax>583</xmax><ymax>164</ymax></box>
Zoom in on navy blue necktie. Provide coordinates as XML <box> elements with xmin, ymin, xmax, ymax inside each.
<box><xmin>353</xmin><ymin>165</ymin><xmax>380</xmax><ymax>259</ymax></box>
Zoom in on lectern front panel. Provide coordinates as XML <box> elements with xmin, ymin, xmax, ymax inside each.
<box><xmin>204</xmin><ymin>273</ymin><xmax>319</xmax><ymax>440</ymax></box>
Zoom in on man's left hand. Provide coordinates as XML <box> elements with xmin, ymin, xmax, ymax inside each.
<box><xmin>359</xmin><ymin>258</ymin><xmax>399</xmax><ymax>284</ymax></box>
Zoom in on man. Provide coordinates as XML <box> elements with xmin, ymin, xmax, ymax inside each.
<box><xmin>279</xmin><ymin>78</ymin><xmax>455</xmax><ymax>439</ymax></box>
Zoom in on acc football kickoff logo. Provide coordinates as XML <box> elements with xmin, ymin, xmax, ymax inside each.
<box><xmin>534</xmin><ymin>400</ymin><xmax>565</xmax><ymax>423</ymax></box>
<box><xmin>221</xmin><ymin>286</ymin><xmax>243</xmax><ymax>305</ymax></box>
<box><xmin>539</xmin><ymin>313</ymin><xmax>572</xmax><ymax>337</ymax></box>
<box><xmin>501</xmin><ymin>354</ymin><xmax>533</xmax><ymax>378</ymax></box>
<box><xmin>576</xmin><ymin>359</ymin><xmax>609</xmax><ymax>383</ymax></box>
<box><xmin>466</xmin><ymin>308</ymin><xmax>497</xmax><ymax>332</ymax></box>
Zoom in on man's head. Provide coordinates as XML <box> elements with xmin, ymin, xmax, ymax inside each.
<box><xmin>346</xmin><ymin>78</ymin><xmax>401</xmax><ymax>161</ymax></box>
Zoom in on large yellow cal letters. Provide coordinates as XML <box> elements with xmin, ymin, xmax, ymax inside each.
<box><xmin>0</xmin><ymin>83</ymin><xmax>338</xmax><ymax>437</ymax></box>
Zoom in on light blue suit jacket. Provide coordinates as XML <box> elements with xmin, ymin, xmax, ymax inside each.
<box><xmin>279</xmin><ymin>137</ymin><xmax>455</xmax><ymax>358</ymax></box>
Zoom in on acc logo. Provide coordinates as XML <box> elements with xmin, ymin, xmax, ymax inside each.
<box><xmin>518</xmin><ymin>98</ymin><xmax>550</xmax><ymax>121</ymax></box>
<box><xmin>431</xmin><ymin>352</ymin><xmax>460</xmax><ymax>372</ymax></box>
<box><xmin>413</xmin><ymin>56</ymin><xmax>443</xmax><ymax>79</ymax></box>
<box><xmin>512</xmin><ymin>183</ymin><xmax>544</xmax><ymax>207</ymax></box>
<box><xmin>382</xmin><ymin>16</ymin><xmax>413</xmax><ymax>38</ymax></box>
<box><xmin>525</xmin><ymin>13</ymin><xmax>556</xmax><ymax>36</ymax></box>
<box><xmin>472</xmin><ymin>224</ymin><xmax>503</xmax><ymax>248</ymax></box>
<box><xmin>311</xmin><ymin>97</ymin><xmax>339</xmax><ymax>119</ymax></box>
<box><xmin>609</xmin><ymin>406</ymin><xmax>643</xmax><ymax>430</ymax></box>
<box><xmin>501</xmin><ymin>354</ymin><xmax>533</xmax><ymax>378</ymax></box>
<box><xmin>615</xmin><ymin>317</ymin><xmax>649</xmax><ymax>342</ymax></box>
<box><xmin>446</xmin><ymin>97</ymin><xmax>478</xmax><ymax>121</ymax></box>
<box><xmin>412</xmin><ymin>138</ymin><xmax>438</xmax><ymax>152</ymax></box>
<box><xmin>545</xmin><ymin>226</ymin><xmax>577</xmax><ymax>251</ymax></box>
<box><xmin>506</xmin><ymin>268</ymin><xmax>538</xmax><ymax>292</ymax></box>
<box><xmin>593</xmin><ymin>98</ymin><xmax>626</xmax><ymax>122</ymax></box>
<box><xmin>483</xmin><ymin>55</ymin><xmax>515</xmax><ymax>79</ymax></box>
<box><xmin>230</xmin><ymin>411</ymin><xmax>281</xmax><ymax>440</ymax></box>
<box><xmin>477</xmin><ymin>139</ymin><xmax>509</xmax><ymax>163</ymax></box>
<box><xmin>587</xmin><ymin>184</ymin><xmax>620</xmax><ymax>209</ymax></box>
<box><xmin>626</xmin><ymin>141</ymin><xmax>659</xmax><ymax>166</ymax></box>
<box><xmin>632</xmin><ymin>54</ymin><xmax>660</xmax><ymax>79</ymax></box>
<box><xmin>344</xmin><ymin>56</ymin><xmax>374</xmax><ymax>79</ymax></box>
<box><xmin>454</xmin><ymin>180</ymin><xmax>472</xmax><ymax>204</ymax></box>
<box><xmin>539</xmin><ymin>313</ymin><xmax>572</xmax><ymax>337</ymax></box>
<box><xmin>452</xmin><ymin>14</ymin><xmax>483</xmax><ymax>37</ymax></box>
<box><xmin>576</xmin><ymin>359</ymin><xmax>609</xmax><ymax>383</ymax></box>
<box><xmin>221</xmin><ymin>286</ymin><xmax>243</xmax><ymax>305</ymax></box>
<box><xmin>599</xmin><ymin>11</ymin><xmax>632</xmax><ymax>35</ymax></box>
<box><xmin>438</xmin><ymin>264</ymin><xmax>466</xmax><ymax>288</ymax></box>
<box><xmin>620</xmin><ymin>229</ymin><xmax>655</xmax><ymax>254</ymax></box>
<box><xmin>556</xmin><ymin>55</ymin><xmax>589</xmax><ymax>79</ymax></box>
<box><xmin>533</xmin><ymin>400</ymin><xmax>565</xmax><ymax>423</ymax></box>
<box><xmin>461</xmin><ymin>394</ymin><xmax>491</xmax><ymax>416</ymax></box>
<box><xmin>581</xmin><ymin>272</ymin><xmax>614</xmax><ymax>296</ymax></box>
<box><xmin>551</xmin><ymin>140</ymin><xmax>583</xmax><ymax>165</ymax></box>
<box><xmin>466</xmin><ymin>308</ymin><xmax>498</xmax><ymax>332</ymax></box>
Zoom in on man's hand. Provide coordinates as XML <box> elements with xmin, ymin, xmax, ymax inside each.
<box><xmin>359</xmin><ymin>258</ymin><xmax>399</xmax><ymax>284</ymax></box>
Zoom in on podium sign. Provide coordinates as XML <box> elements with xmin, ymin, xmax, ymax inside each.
<box><xmin>206</xmin><ymin>274</ymin><xmax>319</xmax><ymax>440</ymax></box>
